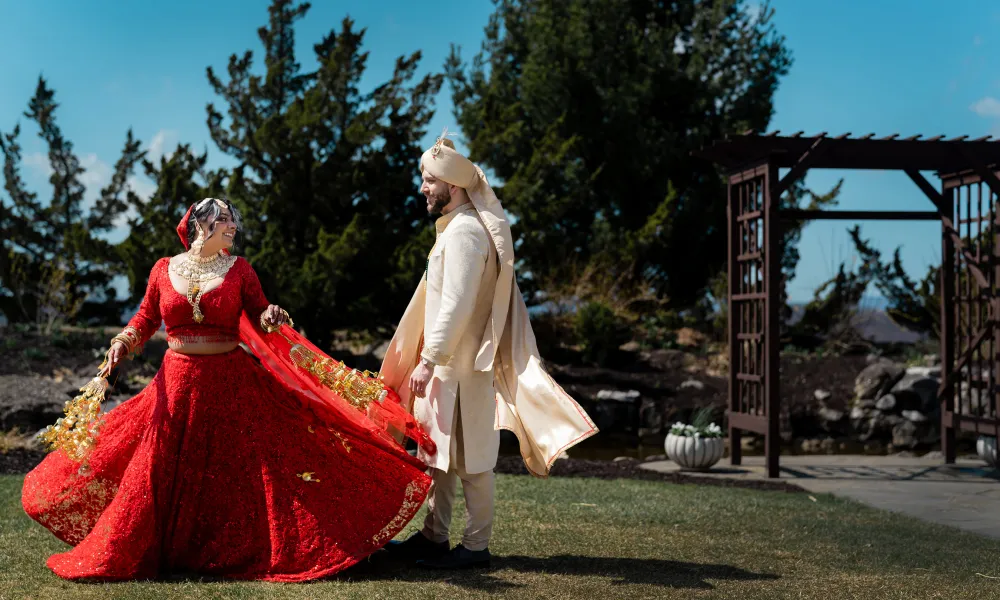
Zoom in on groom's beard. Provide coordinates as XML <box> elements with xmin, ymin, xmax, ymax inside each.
<box><xmin>426</xmin><ymin>190</ymin><xmax>450</xmax><ymax>215</ymax></box>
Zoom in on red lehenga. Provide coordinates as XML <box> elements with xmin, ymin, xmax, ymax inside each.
<box><xmin>22</xmin><ymin>256</ymin><xmax>433</xmax><ymax>582</ymax></box>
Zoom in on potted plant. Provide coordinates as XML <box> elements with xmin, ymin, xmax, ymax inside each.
<box><xmin>665</xmin><ymin>407</ymin><xmax>724</xmax><ymax>471</ymax></box>
<box><xmin>977</xmin><ymin>436</ymin><xmax>998</xmax><ymax>469</ymax></box>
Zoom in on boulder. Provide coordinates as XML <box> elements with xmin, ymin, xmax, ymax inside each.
<box><xmin>875</xmin><ymin>394</ymin><xmax>896</xmax><ymax>411</ymax></box>
<box><xmin>891</xmin><ymin>373</ymin><xmax>940</xmax><ymax>413</ymax></box>
<box><xmin>854</xmin><ymin>359</ymin><xmax>905</xmax><ymax>401</ymax></box>
<box><xmin>814</xmin><ymin>389</ymin><xmax>832</xmax><ymax>403</ymax></box>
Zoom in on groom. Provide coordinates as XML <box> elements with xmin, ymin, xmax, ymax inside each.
<box><xmin>380</xmin><ymin>132</ymin><xmax>598</xmax><ymax>569</ymax></box>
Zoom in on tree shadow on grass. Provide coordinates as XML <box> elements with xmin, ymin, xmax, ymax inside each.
<box><xmin>344</xmin><ymin>552</ymin><xmax>780</xmax><ymax>592</ymax></box>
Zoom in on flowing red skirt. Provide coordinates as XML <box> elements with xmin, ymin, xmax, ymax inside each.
<box><xmin>21</xmin><ymin>348</ymin><xmax>430</xmax><ymax>582</ymax></box>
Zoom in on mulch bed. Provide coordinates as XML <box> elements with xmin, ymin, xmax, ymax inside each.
<box><xmin>1</xmin><ymin>449</ymin><xmax>804</xmax><ymax>493</ymax></box>
<box><xmin>0</xmin><ymin>449</ymin><xmax>45</xmax><ymax>475</ymax></box>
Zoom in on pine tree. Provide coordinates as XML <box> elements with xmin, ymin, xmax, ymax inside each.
<box><xmin>0</xmin><ymin>78</ymin><xmax>141</xmax><ymax>326</ymax></box>
<box><xmin>445</xmin><ymin>0</ymin><xmax>792</xmax><ymax>310</ymax></box>
<box><xmin>205</xmin><ymin>0</ymin><xmax>442</xmax><ymax>345</ymax></box>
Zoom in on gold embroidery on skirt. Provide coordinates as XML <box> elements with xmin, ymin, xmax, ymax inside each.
<box><xmin>371</xmin><ymin>480</ymin><xmax>423</xmax><ymax>546</ymax></box>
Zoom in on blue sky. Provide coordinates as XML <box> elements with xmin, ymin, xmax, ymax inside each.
<box><xmin>3</xmin><ymin>0</ymin><xmax>1000</xmax><ymax>303</ymax></box>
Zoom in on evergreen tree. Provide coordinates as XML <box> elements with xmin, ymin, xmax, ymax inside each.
<box><xmin>445</xmin><ymin>0</ymin><xmax>792</xmax><ymax>309</ymax></box>
<box><xmin>0</xmin><ymin>77</ymin><xmax>142</xmax><ymax>326</ymax></box>
<box><xmin>205</xmin><ymin>0</ymin><xmax>442</xmax><ymax>345</ymax></box>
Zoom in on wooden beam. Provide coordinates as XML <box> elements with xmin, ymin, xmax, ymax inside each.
<box><xmin>728</xmin><ymin>412</ymin><xmax>767</xmax><ymax>435</ymax></box>
<box><xmin>905</xmin><ymin>169</ymin><xmax>948</xmax><ymax>213</ymax></box>
<box><xmin>774</xmin><ymin>137</ymin><xmax>830</xmax><ymax>197</ymax></box>
<box><xmin>956</xmin><ymin>145</ymin><xmax>1000</xmax><ymax>198</ymax></box>
<box><xmin>779</xmin><ymin>209</ymin><xmax>940</xmax><ymax>221</ymax></box>
<box><xmin>937</xmin><ymin>321</ymin><xmax>994</xmax><ymax>401</ymax></box>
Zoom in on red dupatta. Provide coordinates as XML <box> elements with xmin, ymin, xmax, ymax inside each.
<box><xmin>177</xmin><ymin>203</ymin><xmax>436</xmax><ymax>456</ymax></box>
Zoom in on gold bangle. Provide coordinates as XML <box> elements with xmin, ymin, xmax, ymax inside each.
<box><xmin>260</xmin><ymin>308</ymin><xmax>293</xmax><ymax>334</ymax></box>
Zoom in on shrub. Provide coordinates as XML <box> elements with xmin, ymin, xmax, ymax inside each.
<box><xmin>573</xmin><ymin>301</ymin><xmax>630</xmax><ymax>364</ymax></box>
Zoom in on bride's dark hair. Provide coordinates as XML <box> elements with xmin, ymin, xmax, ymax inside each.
<box><xmin>187</xmin><ymin>198</ymin><xmax>244</xmax><ymax>250</ymax></box>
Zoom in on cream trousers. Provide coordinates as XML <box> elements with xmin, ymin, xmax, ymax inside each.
<box><xmin>421</xmin><ymin>395</ymin><xmax>495</xmax><ymax>551</ymax></box>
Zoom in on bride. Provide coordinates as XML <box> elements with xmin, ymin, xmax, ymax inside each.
<box><xmin>22</xmin><ymin>197</ymin><xmax>435</xmax><ymax>582</ymax></box>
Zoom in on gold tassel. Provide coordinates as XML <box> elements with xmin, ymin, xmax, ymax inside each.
<box><xmin>287</xmin><ymin>344</ymin><xmax>388</xmax><ymax>411</ymax></box>
<box><xmin>37</xmin><ymin>375</ymin><xmax>109</xmax><ymax>465</ymax></box>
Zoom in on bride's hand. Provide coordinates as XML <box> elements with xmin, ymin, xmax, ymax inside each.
<box><xmin>261</xmin><ymin>305</ymin><xmax>288</xmax><ymax>329</ymax></box>
<box><xmin>99</xmin><ymin>341</ymin><xmax>128</xmax><ymax>377</ymax></box>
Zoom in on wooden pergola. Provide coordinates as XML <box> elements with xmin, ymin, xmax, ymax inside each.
<box><xmin>694</xmin><ymin>132</ymin><xmax>1000</xmax><ymax>478</ymax></box>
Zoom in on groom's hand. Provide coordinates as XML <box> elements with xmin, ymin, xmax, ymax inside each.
<box><xmin>409</xmin><ymin>362</ymin><xmax>434</xmax><ymax>398</ymax></box>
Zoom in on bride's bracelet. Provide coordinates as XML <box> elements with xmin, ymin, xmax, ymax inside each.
<box><xmin>109</xmin><ymin>325</ymin><xmax>142</xmax><ymax>358</ymax></box>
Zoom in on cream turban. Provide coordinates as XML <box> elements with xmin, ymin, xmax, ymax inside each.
<box><xmin>419</xmin><ymin>130</ymin><xmax>512</xmax><ymax>261</ymax></box>
<box><xmin>420</xmin><ymin>132</ymin><xmax>481</xmax><ymax>190</ymax></box>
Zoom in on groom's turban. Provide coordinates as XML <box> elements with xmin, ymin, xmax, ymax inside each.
<box><xmin>420</xmin><ymin>135</ymin><xmax>481</xmax><ymax>191</ymax></box>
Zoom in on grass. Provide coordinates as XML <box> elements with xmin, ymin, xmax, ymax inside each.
<box><xmin>2</xmin><ymin>474</ymin><xmax>1000</xmax><ymax>599</ymax></box>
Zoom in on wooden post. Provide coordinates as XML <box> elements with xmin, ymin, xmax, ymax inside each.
<box><xmin>941</xmin><ymin>184</ymin><xmax>956</xmax><ymax>463</ymax></box>
<box><xmin>764</xmin><ymin>161</ymin><xmax>781</xmax><ymax>478</ymax></box>
<box><xmin>728</xmin><ymin>177</ymin><xmax>742</xmax><ymax>466</ymax></box>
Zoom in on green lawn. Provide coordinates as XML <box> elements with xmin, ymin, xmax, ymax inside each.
<box><xmin>1</xmin><ymin>474</ymin><xmax>999</xmax><ymax>600</ymax></box>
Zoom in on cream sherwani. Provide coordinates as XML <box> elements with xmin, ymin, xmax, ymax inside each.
<box><xmin>417</xmin><ymin>202</ymin><xmax>498</xmax><ymax>550</ymax></box>
<box><xmin>419</xmin><ymin>202</ymin><xmax>499</xmax><ymax>474</ymax></box>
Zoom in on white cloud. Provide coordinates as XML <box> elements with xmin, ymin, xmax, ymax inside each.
<box><xmin>147</xmin><ymin>129</ymin><xmax>178</xmax><ymax>162</ymax></box>
<box><xmin>22</xmin><ymin>152</ymin><xmax>53</xmax><ymax>177</ymax></box>
<box><xmin>970</xmin><ymin>96</ymin><xmax>1000</xmax><ymax>118</ymax></box>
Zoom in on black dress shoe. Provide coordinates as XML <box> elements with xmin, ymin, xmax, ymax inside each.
<box><xmin>384</xmin><ymin>531</ymin><xmax>449</xmax><ymax>561</ymax></box>
<box><xmin>416</xmin><ymin>544</ymin><xmax>491</xmax><ymax>569</ymax></box>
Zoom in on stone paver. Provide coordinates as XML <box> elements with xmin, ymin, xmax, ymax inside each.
<box><xmin>641</xmin><ymin>454</ymin><xmax>1000</xmax><ymax>539</ymax></box>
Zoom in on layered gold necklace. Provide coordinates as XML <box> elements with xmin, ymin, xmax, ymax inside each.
<box><xmin>169</xmin><ymin>251</ymin><xmax>237</xmax><ymax>322</ymax></box>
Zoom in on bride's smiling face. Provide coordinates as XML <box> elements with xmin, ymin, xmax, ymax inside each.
<box><xmin>201</xmin><ymin>208</ymin><xmax>238</xmax><ymax>253</ymax></box>
<box><xmin>188</xmin><ymin>198</ymin><xmax>242</xmax><ymax>254</ymax></box>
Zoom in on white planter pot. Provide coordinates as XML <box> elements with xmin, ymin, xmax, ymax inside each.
<box><xmin>977</xmin><ymin>436</ymin><xmax>998</xmax><ymax>469</ymax></box>
<box><xmin>665</xmin><ymin>433</ymin><xmax>724</xmax><ymax>471</ymax></box>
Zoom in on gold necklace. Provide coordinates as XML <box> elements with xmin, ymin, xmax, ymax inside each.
<box><xmin>169</xmin><ymin>251</ymin><xmax>237</xmax><ymax>322</ymax></box>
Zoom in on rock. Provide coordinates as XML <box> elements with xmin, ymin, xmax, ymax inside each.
<box><xmin>596</xmin><ymin>389</ymin><xmax>641</xmax><ymax>402</ymax></box>
<box><xmin>854</xmin><ymin>359</ymin><xmax>905</xmax><ymax>401</ymax></box>
<box><xmin>891</xmin><ymin>374</ymin><xmax>940</xmax><ymax>412</ymax></box>
<box><xmin>620</xmin><ymin>341</ymin><xmax>641</xmax><ymax>353</ymax></box>
<box><xmin>892</xmin><ymin>421</ymin><xmax>919</xmax><ymax>450</ymax></box>
<box><xmin>904</xmin><ymin>366</ymin><xmax>940</xmax><ymax>379</ymax></box>
<box><xmin>818</xmin><ymin>407</ymin><xmax>844</xmax><ymax>422</ymax></box>
<box><xmin>902</xmin><ymin>410</ymin><xmax>928</xmax><ymax>423</ymax></box>
<box><xmin>613</xmin><ymin>456</ymin><xmax>636</xmax><ymax>462</ymax></box>
<box><xmin>679</xmin><ymin>379</ymin><xmax>705</xmax><ymax>391</ymax></box>
<box><xmin>814</xmin><ymin>389</ymin><xmax>832</xmax><ymax>403</ymax></box>
<box><xmin>675</xmin><ymin>327</ymin><xmax>706</xmax><ymax>348</ymax></box>
<box><xmin>850</xmin><ymin>406</ymin><xmax>871</xmax><ymax>421</ymax></box>
<box><xmin>875</xmin><ymin>394</ymin><xmax>897</xmax><ymax>411</ymax></box>
<box><xmin>0</xmin><ymin>375</ymin><xmax>77</xmax><ymax>433</ymax></box>
<box><xmin>643</xmin><ymin>454</ymin><xmax>667</xmax><ymax>462</ymax></box>
<box><xmin>875</xmin><ymin>394</ymin><xmax>896</xmax><ymax>412</ymax></box>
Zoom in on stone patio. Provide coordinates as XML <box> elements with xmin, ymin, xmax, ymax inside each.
<box><xmin>641</xmin><ymin>454</ymin><xmax>1000</xmax><ymax>539</ymax></box>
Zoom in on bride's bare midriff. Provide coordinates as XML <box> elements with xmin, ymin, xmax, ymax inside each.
<box><xmin>168</xmin><ymin>341</ymin><xmax>241</xmax><ymax>355</ymax></box>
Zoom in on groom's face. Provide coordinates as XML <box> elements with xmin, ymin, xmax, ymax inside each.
<box><xmin>420</xmin><ymin>172</ymin><xmax>451</xmax><ymax>215</ymax></box>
